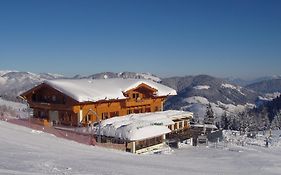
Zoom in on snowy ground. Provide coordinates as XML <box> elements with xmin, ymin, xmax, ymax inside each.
<box><xmin>0</xmin><ymin>98</ymin><xmax>27</xmax><ymax>112</ymax></box>
<box><xmin>1</xmin><ymin>121</ymin><xmax>281</xmax><ymax>175</ymax></box>
<box><xmin>0</xmin><ymin>97</ymin><xmax>28</xmax><ymax>119</ymax></box>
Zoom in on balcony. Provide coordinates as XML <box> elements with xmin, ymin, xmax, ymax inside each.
<box><xmin>29</xmin><ymin>101</ymin><xmax>71</xmax><ymax>110</ymax></box>
<box><xmin>32</xmin><ymin>98</ymin><xmax>65</xmax><ymax>105</ymax></box>
<box><xmin>125</xmin><ymin>98</ymin><xmax>153</xmax><ymax>107</ymax></box>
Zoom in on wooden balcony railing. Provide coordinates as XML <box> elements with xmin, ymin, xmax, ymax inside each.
<box><xmin>125</xmin><ymin>98</ymin><xmax>153</xmax><ymax>107</ymax></box>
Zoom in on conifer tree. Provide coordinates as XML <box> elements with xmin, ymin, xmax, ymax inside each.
<box><xmin>271</xmin><ymin>110</ymin><xmax>281</xmax><ymax>129</ymax></box>
<box><xmin>204</xmin><ymin>103</ymin><xmax>215</xmax><ymax>125</ymax></box>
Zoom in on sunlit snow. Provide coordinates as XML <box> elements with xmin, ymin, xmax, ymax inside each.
<box><xmin>193</xmin><ymin>85</ymin><xmax>210</xmax><ymax>90</ymax></box>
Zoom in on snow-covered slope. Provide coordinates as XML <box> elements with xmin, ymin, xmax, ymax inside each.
<box><xmin>0</xmin><ymin>71</ymin><xmax>64</xmax><ymax>101</ymax></box>
<box><xmin>163</xmin><ymin>75</ymin><xmax>258</xmax><ymax>119</ymax></box>
<box><xmin>221</xmin><ymin>83</ymin><xmax>245</xmax><ymax>96</ymax></box>
<box><xmin>1</xmin><ymin>121</ymin><xmax>281</xmax><ymax>175</ymax></box>
<box><xmin>179</xmin><ymin>96</ymin><xmax>253</xmax><ymax>122</ymax></box>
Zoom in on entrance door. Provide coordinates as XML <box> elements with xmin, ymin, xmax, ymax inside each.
<box><xmin>49</xmin><ymin>111</ymin><xmax>59</xmax><ymax>125</ymax></box>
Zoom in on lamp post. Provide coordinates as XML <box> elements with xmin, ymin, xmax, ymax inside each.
<box><xmin>97</xmin><ymin>119</ymin><xmax>101</xmax><ymax>143</ymax></box>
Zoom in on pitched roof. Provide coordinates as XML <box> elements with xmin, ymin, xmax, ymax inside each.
<box><xmin>44</xmin><ymin>78</ymin><xmax>177</xmax><ymax>102</ymax></box>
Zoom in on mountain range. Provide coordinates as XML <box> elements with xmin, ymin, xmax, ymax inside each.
<box><xmin>1</xmin><ymin>70</ymin><xmax>281</xmax><ymax>120</ymax></box>
<box><xmin>245</xmin><ymin>79</ymin><xmax>281</xmax><ymax>94</ymax></box>
<box><xmin>162</xmin><ymin>75</ymin><xmax>259</xmax><ymax>105</ymax></box>
<box><xmin>0</xmin><ymin>71</ymin><xmax>63</xmax><ymax>101</ymax></box>
<box><xmin>162</xmin><ymin>75</ymin><xmax>260</xmax><ymax>120</ymax></box>
<box><xmin>225</xmin><ymin>75</ymin><xmax>281</xmax><ymax>87</ymax></box>
<box><xmin>77</xmin><ymin>72</ymin><xmax>161</xmax><ymax>82</ymax></box>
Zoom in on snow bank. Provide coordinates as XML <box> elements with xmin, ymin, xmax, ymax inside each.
<box><xmin>193</xmin><ymin>85</ymin><xmax>210</xmax><ymax>90</ymax></box>
<box><xmin>45</xmin><ymin>78</ymin><xmax>176</xmax><ymax>102</ymax></box>
<box><xmin>223</xmin><ymin>130</ymin><xmax>281</xmax><ymax>147</ymax></box>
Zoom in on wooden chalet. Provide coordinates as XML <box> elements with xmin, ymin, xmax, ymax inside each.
<box><xmin>20</xmin><ymin>78</ymin><xmax>177</xmax><ymax>127</ymax></box>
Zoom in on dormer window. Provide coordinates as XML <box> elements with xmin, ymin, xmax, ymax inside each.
<box><xmin>132</xmin><ymin>93</ymin><xmax>139</xmax><ymax>99</ymax></box>
<box><xmin>32</xmin><ymin>94</ymin><xmax>36</xmax><ymax>102</ymax></box>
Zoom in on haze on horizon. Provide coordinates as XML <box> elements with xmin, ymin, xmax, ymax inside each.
<box><xmin>0</xmin><ymin>0</ymin><xmax>281</xmax><ymax>79</ymax></box>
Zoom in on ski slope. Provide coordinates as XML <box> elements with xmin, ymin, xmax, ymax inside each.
<box><xmin>0</xmin><ymin>121</ymin><xmax>281</xmax><ymax>175</ymax></box>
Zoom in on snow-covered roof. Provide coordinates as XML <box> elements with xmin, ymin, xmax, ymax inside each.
<box><xmin>98</xmin><ymin>110</ymin><xmax>192</xmax><ymax>141</ymax></box>
<box><xmin>192</xmin><ymin>124</ymin><xmax>218</xmax><ymax>129</ymax></box>
<box><xmin>44</xmin><ymin>78</ymin><xmax>177</xmax><ymax>102</ymax></box>
<box><xmin>163</xmin><ymin>110</ymin><xmax>193</xmax><ymax>120</ymax></box>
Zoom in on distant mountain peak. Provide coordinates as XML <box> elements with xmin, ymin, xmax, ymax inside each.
<box><xmin>86</xmin><ymin>71</ymin><xmax>161</xmax><ymax>82</ymax></box>
<box><xmin>246</xmin><ymin>79</ymin><xmax>281</xmax><ymax>94</ymax></box>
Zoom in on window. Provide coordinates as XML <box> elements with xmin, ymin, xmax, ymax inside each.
<box><xmin>39</xmin><ymin>111</ymin><xmax>46</xmax><ymax>118</ymax></box>
<box><xmin>64</xmin><ymin>113</ymin><xmax>71</xmax><ymax>122</ymax></box>
<box><xmin>179</xmin><ymin>121</ymin><xmax>183</xmax><ymax>129</ymax></box>
<box><xmin>134</xmin><ymin>109</ymin><xmax>140</xmax><ymax>113</ymax></box>
<box><xmin>174</xmin><ymin>123</ymin><xmax>178</xmax><ymax>130</ymax></box>
<box><xmin>52</xmin><ymin>95</ymin><xmax>56</xmax><ymax>102</ymax></box>
<box><xmin>168</xmin><ymin>125</ymin><xmax>172</xmax><ymax>130</ymax></box>
<box><xmin>145</xmin><ymin>107</ymin><xmax>151</xmax><ymax>112</ymax></box>
<box><xmin>32</xmin><ymin>94</ymin><xmax>36</xmax><ymax>102</ymax></box>
<box><xmin>155</xmin><ymin>106</ymin><xmax>159</xmax><ymax>112</ymax></box>
<box><xmin>132</xmin><ymin>93</ymin><xmax>139</xmax><ymax>99</ymax></box>
<box><xmin>102</xmin><ymin>112</ymin><xmax>109</xmax><ymax>120</ymax></box>
<box><xmin>60</xmin><ymin>114</ymin><xmax>64</xmax><ymax>122</ymax></box>
<box><xmin>110</xmin><ymin>111</ymin><xmax>119</xmax><ymax>117</ymax></box>
<box><xmin>62</xmin><ymin>97</ymin><xmax>66</xmax><ymax>104</ymax></box>
<box><xmin>184</xmin><ymin>120</ymin><xmax>188</xmax><ymax>128</ymax></box>
<box><xmin>87</xmin><ymin>115</ymin><xmax>92</xmax><ymax>121</ymax></box>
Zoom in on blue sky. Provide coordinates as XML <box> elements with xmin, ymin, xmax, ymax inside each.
<box><xmin>0</xmin><ymin>0</ymin><xmax>280</xmax><ymax>78</ymax></box>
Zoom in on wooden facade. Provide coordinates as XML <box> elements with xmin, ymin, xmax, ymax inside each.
<box><xmin>21</xmin><ymin>83</ymin><xmax>168</xmax><ymax>127</ymax></box>
<box><xmin>98</xmin><ymin>134</ymin><xmax>166</xmax><ymax>154</ymax></box>
<box><xmin>166</xmin><ymin>118</ymin><xmax>192</xmax><ymax>142</ymax></box>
